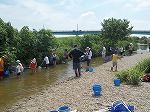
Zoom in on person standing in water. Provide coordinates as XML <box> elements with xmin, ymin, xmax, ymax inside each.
<box><xmin>43</xmin><ymin>56</ymin><xmax>50</xmax><ymax>68</ymax></box>
<box><xmin>16</xmin><ymin>60</ymin><xmax>23</xmax><ymax>77</ymax></box>
<box><xmin>29</xmin><ymin>58</ymin><xmax>37</xmax><ymax>74</ymax></box>
<box><xmin>0</xmin><ymin>56</ymin><xmax>6</xmax><ymax>79</ymax></box>
<box><xmin>69</xmin><ymin>44</ymin><xmax>84</xmax><ymax>77</ymax></box>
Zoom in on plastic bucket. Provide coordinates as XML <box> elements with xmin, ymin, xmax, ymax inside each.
<box><xmin>89</xmin><ymin>68</ymin><xmax>93</xmax><ymax>72</ymax></box>
<box><xmin>4</xmin><ymin>70</ymin><xmax>10</xmax><ymax>76</ymax></box>
<box><xmin>92</xmin><ymin>84</ymin><xmax>101</xmax><ymax>96</ymax></box>
<box><xmin>114</xmin><ymin>79</ymin><xmax>120</xmax><ymax>86</ymax></box>
<box><xmin>23</xmin><ymin>67</ymin><xmax>26</xmax><ymax>72</ymax></box>
<box><xmin>85</xmin><ymin>68</ymin><xmax>89</xmax><ymax>72</ymax></box>
<box><xmin>58</xmin><ymin>106</ymin><xmax>70</xmax><ymax>112</ymax></box>
<box><xmin>105</xmin><ymin>56</ymin><xmax>111</xmax><ymax>62</ymax></box>
<box><xmin>49</xmin><ymin>110</ymin><xmax>58</xmax><ymax>112</ymax></box>
<box><xmin>13</xmin><ymin>67</ymin><xmax>16</xmax><ymax>72</ymax></box>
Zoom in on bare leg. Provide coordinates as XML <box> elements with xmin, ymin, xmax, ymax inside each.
<box><xmin>115</xmin><ymin>65</ymin><xmax>117</xmax><ymax>71</ymax></box>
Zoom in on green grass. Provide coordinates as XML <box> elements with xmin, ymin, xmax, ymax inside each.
<box><xmin>115</xmin><ymin>57</ymin><xmax>150</xmax><ymax>85</ymax></box>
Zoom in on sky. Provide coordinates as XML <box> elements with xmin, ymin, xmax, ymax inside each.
<box><xmin>0</xmin><ymin>0</ymin><xmax>150</xmax><ymax>32</ymax></box>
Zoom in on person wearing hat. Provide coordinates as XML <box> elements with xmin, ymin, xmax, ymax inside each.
<box><xmin>51</xmin><ymin>52</ymin><xmax>57</xmax><ymax>67</ymax></box>
<box><xmin>69</xmin><ymin>44</ymin><xmax>84</xmax><ymax>77</ymax></box>
<box><xmin>102</xmin><ymin>44</ymin><xmax>106</xmax><ymax>62</ymax></box>
<box><xmin>0</xmin><ymin>56</ymin><xmax>6</xmax><ymax>79</ymax></box>
<box><xmin>29</xmin><ymin>58</ymin><xmax>37</xmax><ymax>74</ymax></box>
<box><xmin>15</xmin><ymin>60</ymin><xmax>24</xmax><ymax>77</ymax></box>
<box><xmin>85</xmin><ymin>47</ymin><xmax>92</xmax><ymax>71</ymax></box>
<box><xmin>129</xmin><ymin>43</ymin><xmax>133</xmax><ymax>56</ymax></box>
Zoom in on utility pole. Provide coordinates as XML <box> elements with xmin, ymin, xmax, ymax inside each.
<box><xmin>76</xmin><ymin>24</ymin><xmax>78</xmax><ymax>36</ymax></box>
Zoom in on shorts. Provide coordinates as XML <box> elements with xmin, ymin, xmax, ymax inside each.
<box><xmin>112</xmin><ymin>62</ymin><xmax>117</xmax><ymax>67</ymax></box>
<box><xmin>17</xmin><ymin>72</ymin><xmax>21</xmax><ymax>76</ymax></box>
<box><xmin>73</xmin><ymin>62</ymin><xmax>81</xmax><ymax>70</ymax></box>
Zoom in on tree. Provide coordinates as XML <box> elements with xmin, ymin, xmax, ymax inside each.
<box><xmin>101</xmin><ymin>18</ymin><xmax>133</xmax><ymax>45</ymax></box>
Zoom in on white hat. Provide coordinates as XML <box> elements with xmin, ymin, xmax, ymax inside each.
<box><xmin>16</xmin><ymin>60</ymin><xmax>20</xmax><ymax>63</ymax></box>
<box><xmin>86</xmin><ymin>47</ymin><xmax>90</xmax><ymax>50</ymax></box>
<box><xmin>32</xmin><ymin>58</ymin><xmax>36</xmax><ymax>63</ymax></box>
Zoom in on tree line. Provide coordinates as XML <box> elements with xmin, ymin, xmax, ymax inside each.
<box><xmin>0</xmin><ymin>17</ymin><xmax>149</xmax><ymax>70</ymax></box>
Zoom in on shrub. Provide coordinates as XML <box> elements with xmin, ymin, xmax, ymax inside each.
<box><xmin>116</xmin><ymin>57</ymin><xmax>150</xmax><ymax>85</ymax></box>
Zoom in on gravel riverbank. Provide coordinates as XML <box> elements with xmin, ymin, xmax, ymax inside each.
<box><xmin>6</xmin><ymin>53</ymin><xmax>150</xmax><ymax>112</ymax></box>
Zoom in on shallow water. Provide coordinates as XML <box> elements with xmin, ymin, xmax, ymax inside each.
<box><xmin>0</xmin><ymin>57</ymin><xmax>103</xmax><ymax>111</ymax></box>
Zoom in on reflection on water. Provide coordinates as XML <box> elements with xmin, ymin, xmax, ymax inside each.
<box><xmin>0</xmin><ymin>57</ymin><xmax>103</xmax><ymax>111</ymax></box>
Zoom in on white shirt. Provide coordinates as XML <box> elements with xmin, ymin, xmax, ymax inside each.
<box><xmin>102</xmin><ymin>46</ymin><xmax>106</xmax><ymax>55</ymax></box>
<box><xmin>86</xmin><ymin>50</ymin><xmax>92</xmax><ymax>59</ymax></box>
<box><xmin>16</xmin><ymin>64</ymin><xmax>23</xmax><ymax>73</ymax></box>
<box><xmin>44</xmin><ymin>56</ymin><xmax>49</xmax><ymax>64</ymax></box>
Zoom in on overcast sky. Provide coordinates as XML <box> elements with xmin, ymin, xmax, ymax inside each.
<box><xmin>0</xmin><ymin>0</ymin><xmax>150</xmax><ymax>31</ymax></box>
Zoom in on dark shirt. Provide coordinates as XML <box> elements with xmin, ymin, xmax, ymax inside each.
<box><xmin>69</xmin><ymin>48</ymin><xmax>84</xmax><ymax>63</ymax></box>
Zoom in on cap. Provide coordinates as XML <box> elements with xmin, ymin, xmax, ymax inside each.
<box><xmin>16</xmin><ymin>60</ymin><xmax>20</xmax><ymax>63</ymax></box>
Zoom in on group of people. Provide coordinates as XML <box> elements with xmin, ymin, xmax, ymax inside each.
<box><xmin>0</xmin><ymin>43</ymin><xmax>127</xmax><ymax>79</ymax></box>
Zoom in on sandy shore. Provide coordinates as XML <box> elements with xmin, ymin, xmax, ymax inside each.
<box><xmin>6</xmin><ymin>53</ymin><xmax>150</xmax><ymax>112</ymax></box>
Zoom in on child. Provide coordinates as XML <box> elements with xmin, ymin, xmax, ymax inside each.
<box><xmin>111</xmin><ymin>51</ymin><xmax>121</xmax><ymax>71</ymax></box>
<box><xmin>52</xmin><ymin>52</ymin><xmax>57</xmax><ymax>67</ymax></box>
<box><xmin>16</xmin><ymin>60</ymin><xmax>23</xmax><ymax>77</ymax></box>
<box><xmin>63</xmin><ymin>49</ymin><xmax>68</xmax><ymax>63</ymax></box>
<box><xmin>29</xmin><ymin>58</ymin><xmax>37</xmax><ymax>74</ymax></box>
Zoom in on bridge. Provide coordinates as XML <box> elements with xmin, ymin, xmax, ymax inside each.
<box><xmin>52</xmin><ymin>30</ymin><xmax>150</xmax><ymax>36</ymax></box>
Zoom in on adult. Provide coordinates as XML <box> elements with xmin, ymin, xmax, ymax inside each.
<box><xmin>0</xmin><ymin>56</ymin><xmax>6</xmax><ymax>79</ymax></box>
<box><xmin>85</xmin><ymin>47</ymin><xmax>92</xmax><ymax>71</ymax></box>
<box><xmin>69</xmin><ymin>44</ymin><xmax>84</xmax><ymax>77</ymax></box>
<box><xmin>102</xmin><ymin>45</ymin><xmax>106</xmax><ymax>62</ymax></box>
<box><xmin>29</xmin><ymin>58</ymin><xmax>37</xmax><ymax>74</ymax></box>
<box><xmin>43</xmin><ymin>56</ymin><xmax>50</xmax><ymax>68</ymax></box>
<box><xmin>129</xmin><ymin>43</ymin><xmax>133</xmax><ymax>56</ymax></box>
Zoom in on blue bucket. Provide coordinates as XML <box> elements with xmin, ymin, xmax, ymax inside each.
<box><xmin>49</xmin><ymin>110</ymin><xmax>58</xmax><ymax>112</ymax></box>
<box><xmin>114</xmin><ymin>79</ymin><xmax>120</xmax><ymax>86</ymax></box>
<box><xmin>92</xmin><ymin>84</ymin><xmax>101</xmax><ymax>96</ymax></box>
<box><xmin>89</xmin><ymin>68</ymin><xmax>93</xmax><ymax>72</ymax></box>
<box><xmin>13</xmin><ymin>67</ymin><xmax>16</xmax><ymax>72</ymax></box>
<box><xmin>105</xmin><ymin>56</ymin><xmax>111</xmax><ymax>62</ymax></box>
<box><xmin>23</xmin><ymin>67</ymin><xmax>26</xmax><ymax>72</ymax></box>
<box><xmin>58</xmin><ymin>106</ymin><xmax>70</xmax><ymax>112</ymax></box>
<box><xmin>85</xmin><ymin>68</ymin><xmax>89</xmax><ymax>72</ymax></box>
<box><xmin>4</xmin><ymin>70</ymin><xmax>10</xmax><ymax>76</ymax></box>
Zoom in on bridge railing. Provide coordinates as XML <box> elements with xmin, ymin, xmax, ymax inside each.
<box><xmin>52</xmin><ymin>30</ymin><xmax>150</xmax><ymax>35</ymax></box>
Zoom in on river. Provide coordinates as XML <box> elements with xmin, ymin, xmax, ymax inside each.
<box><xmin>0</xmin><ymin>57</ymin><xmax>103</xmax><ymax>111</ymax></box>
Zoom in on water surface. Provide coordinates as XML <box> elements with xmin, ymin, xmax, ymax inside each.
<box><xmin>0</xmin><ymin>57</ymin><xmax>103</xmax><ymax>111</ymax></box>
